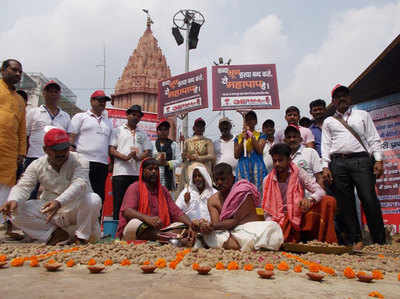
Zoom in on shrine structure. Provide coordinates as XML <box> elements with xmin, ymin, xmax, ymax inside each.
<box><xmin>112</xmin><ymin>16</ymin><xmax>176</xmax><ymax>138</ymax></box>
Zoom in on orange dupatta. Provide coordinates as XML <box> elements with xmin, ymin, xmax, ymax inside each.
<box><xmin>262</xmin><ymin>162</ymin><xmax>304</xmax><ymax>230</ymax></box>
<box><xmin>138</xmin><ymin>159</ymin><xmax>171</xmax><ymax>227</ymax></box>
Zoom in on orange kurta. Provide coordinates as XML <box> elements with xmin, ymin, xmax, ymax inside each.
<box><xmin>0</xmin><ymin>79</ymin><xmax>26</xmax><ymax>186</ymax></box>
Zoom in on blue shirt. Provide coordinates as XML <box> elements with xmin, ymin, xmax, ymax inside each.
<box><xmin>309</xmin><ymin>123</ymin><xmax>322</xmax><ymax>157</ymax></box>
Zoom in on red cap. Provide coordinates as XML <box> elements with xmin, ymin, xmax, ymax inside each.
<box><xmin>331</xmin><ymin>84</ymin><xmax>349</xmax><ymax>99</ymax></box>
<box><xmin>43</xmin><ymin>80</ymin><xmax>61</xmax><ymax>91</ymax></box>
<box><xmin>90</xmin><ymin>90</ymin><xmax>111</xmax><ymax>101</ymax></box>
<box><xmin>157</xmin><ymin>118</ymin><xmax>170</xmax><ymax>129</ymax></box>
<box><xmin>194</xmin><ymin>117</ymin><xmax>206</xmax><ymax>126</ymax></box>
<box><xmin>44</xmin><ymin>128</ymin><xmax>70</xmax><ymax>150</ymax></box>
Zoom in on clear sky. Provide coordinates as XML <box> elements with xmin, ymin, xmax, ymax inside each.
<box><xmin>2</xmin><ymin>0</ymin><xmax>399</xmax><ymax>138</ymax></box>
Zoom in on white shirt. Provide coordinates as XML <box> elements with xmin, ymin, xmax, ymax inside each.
<box><xmin>321</xmin><ymin>108</ymin><xmax>383</xmax><ymax>168</ymax></box>
<box><xmin>213</xmin><ymin>137</ymin><xmax>238</xmax><ymax>172</ymax></box>
<box><xmin>110</xmin><ymin>124</ymin><xmax>152</xmax><ymax>176</ymax></box>
<box><xmin>71</xmin><ymin>110</ymin><xmax>112</xmax><ymax>165</ymax></box>
<box><xmin>26</xmin><ymin>105</ymin><xmax>72</xmax><ymax>158</ymax></box>
<box><xmin>8</xmin><ymin>152</ymin><xmax>91</xmax><ymax>213</ymax></box>
<box><xmin>291</xmin><ymin>146</ymin><xmax>322</xmax><ymax>177</ymax></box>
<box><xmin>152</xmin><ymin>140</ymin><xmax>181</xmax><ymax>189</ymax></box>
<box><xmin>262</xmin><ymin>139</ymin><xmax>275</xmax><ymax>172</ymax></box>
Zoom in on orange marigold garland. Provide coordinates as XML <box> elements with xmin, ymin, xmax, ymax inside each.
<box><xmin>309</xmin><ymin>264</ymin><xmax>320</xmax><ymax>273</ymax></box>
<box><xmin>192</xmin><ymin>263</ymin><xmax>200</xmax><ymax>270</ymax></box>
<box><xmin>243</xmin><ymin>264</ymin><xmax>253</xmax><ymax>271</ymax></box>
<box><xmin>10</xmin><ymin>257</ymin><xmax>24</xmax><ymax>267</ymax></box>
<box><xmin>227</xmin><ymin>261</ymin><xmax>239</xmax><ymax>270</ymax></box>
<box><xmin>265</xmin><ymin>264</ymin><xmax>274</xmax><ymax>271</ymax></box>
<box><xmin>0</xmin><ymin>255</ymin><xmax>7</xmax><ymax>262</ymax></box>
<box><xmin>277</xmin><ymin>261</ymin><xmax>289</xmax><ymax>271</ymax></box>
<box><xmin>66</xmin><ymin>259</ymin><xmax>75</xmax><ymax>267</ymax></box>
<box><xmin>120</xmin><ymin>259</ymin><xmax>131</xmax><ymax>266</ymax></box>
<box><xmin>293</xmin><ymin>265</ymin><xmax>302</xmax><ymax>273</ymax></box>
<box><xmin>368</xmin><ymin>291</ymin><xmax>384</xmax><ymax>298</ymax></box>
<box><xmin>372</xmin><ymin>270</ymin><xmax>384</xmax><ymax>280</ymax></box>
<box><xmin>155</xmin><ymin>258</ymin><xmax>166</xmax><ymax>268</ymax></box>
<box><xmin>344</xmin><ymin>267</ymin><xmax>355</xmax><ymax>279</ymax></box>
<box><xmin>104</xmin><ymin>259</ymin><xmax>113</xmax><ymax>266</ymax></box>
<box><xmin>215</xmin><ymin>262</ymin><xmax>225</xmax><ymax>270</ymax></box>
<box><xmin>87</xmin><ymin>258</ymin><xmax>96</xmax><ymax>266</ymax></box>
<box><xmin>30</xmin><ymin>259</ymin><xmax>39</xmax><ymax>267</ymax></box>
<box><xmin>169</xmin><ymin>261</ymin><xmax>178</xmax><ymax>270</ymax></box>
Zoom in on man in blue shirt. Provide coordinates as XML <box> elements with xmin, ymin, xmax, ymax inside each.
<box><xmin>309</xmin><ymin>99</ymin><xmax>327</xmax><ymax>157</ymax></box>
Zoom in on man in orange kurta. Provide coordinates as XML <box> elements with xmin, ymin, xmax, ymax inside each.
<box><xmin>0</xmin><ymin>59</ymin><xmax>26</xmax><ymax>225</ymax></box>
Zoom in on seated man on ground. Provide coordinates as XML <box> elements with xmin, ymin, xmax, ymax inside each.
<box><xmin>0</xmin><ymin>128</ymin><xmax>101</xmax><ymax>245</ymax></box>
<box><xmin>176</xmin><ymin>162</ymin><xmax>217</xmax><ymax>222</ymax></box>
<box><xmin>202</xmin><ymin>163</ymin><xmax>283</xmax><ymax>251</ymax></box>
<box><xmin>116</xmin><ymin>158</ymin><xmax>195</xmax><ymax>245</ymax></box>
<box><xmin>262</xmin><ymin>143</ymin><xmax>337</xmax><ymax>243</ymax></box>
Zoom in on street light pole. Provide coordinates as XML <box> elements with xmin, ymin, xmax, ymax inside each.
<box><xmin>182</xmin><ymin>21</ymin><xmax>190</xmax><ymax>138</ymax></box>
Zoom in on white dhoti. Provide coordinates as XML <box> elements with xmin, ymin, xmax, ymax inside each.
<box><xmin>0</xmin><ymin>184</ymin><xmax>11</xmax><ymax>224</ymax></box>
<box><xmin>11</xmin><ymin>192</ymin><xmax>101</xmax><ymax>243</ymax></box>
<box><xmin>203</xmin><ymin>221</ymin><xmax>284</xmax><ymax>251</ymax></box>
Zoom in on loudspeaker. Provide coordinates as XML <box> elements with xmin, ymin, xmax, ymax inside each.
<box><xmin>172</xmin><ymin>27</ymin><xmax>184</xmax><ymax>45</ymax></box>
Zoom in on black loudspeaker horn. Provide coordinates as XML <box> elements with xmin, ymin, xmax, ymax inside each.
<box><xmin>189</xmin><ymin>22</ymin><xmax>201</xmax><ymax>49</ymax></box>
<box><xmin>172</xmin><ymin>27</ymin><xmax>184</xmax><ymax>45</ymax></box>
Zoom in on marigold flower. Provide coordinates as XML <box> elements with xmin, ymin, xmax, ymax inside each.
<box><xmin>357</xmin><ymin>271</ymin><xmax>367</xmax><ymax>276</ymax></box>
<box><xmin>11</xmin><ymin>257</ymin><xmax>24</xmax><ymax>267</ymax></box>
<box><xmin>66</xmin><ymin>259</ymin><xmax>75</xmax><ymax>267</ymax></box>
<box><xmin>243</xmin><ymin>264</ymin><xmax>253</xmax><ymax>271</ymax></box>
<box><xmin>87</xmin><ymin>258</ymin><xmax>96</xmax><ymax>266</ymax></box>
<box><xmin>169</xmin><ymin>261</ymin><xmax>178</xmax><ymax>270</ymax></box>
<box><xmin>155</xmin><ymin>258</ymin><xmax>166</xmax><ymax>268</ymax></box>
<box><xmin>120</xmin><ymin>259</ymin><xmax>131</xmax><ymax>266</ymax></box>
<box><xmin>368</xmin><ymin>291</ymin><xmax>384</xmax><ymax>298</ymax></box>
<box><xmin>344</xmin><ymin>267</ymin><xmax>355</xmax><ymax>279</ymax></box>
<box><xmin>192</xmin><ymin>263</ymin><xmax>200</xmax><ymax>270</ymax></box>
<box><xmin>377</xmin><ymin>254</ymin><xmax>384</xmax><ymax>258</ymax></box>
<box><xmin>309</xmin><ymin>264</ymin><xmax>320</xmax><ymax>273</ymax></box>
<box><xmin>183</xmin><ymin>249</ymin><xmax>191</xmax><ymax>254</ymax></box>
<box><xmin>30</xmin><ymin>259</ymin><xmax>39</xmax><ymax>267</ymax></box>
<box><xmin>0</xmin><ymin>255</ymin><xmax>7</xmax><ymax>262</ymax></box>
<box><xmin>372</xmin><ymin>270</ymin><xmax>384</xmax><ymax>280</ymax></box>
<box><xmin>227</xmin><ymin>261</ymin><xmax>239</xmax><ymax>270</ymax></box>
<box><xmin>215</xmin><ymin>262</ymin><xmax>225</xmax><ymax>270</ymax></box>
<box><xmin>277</xmin><ymin>261</ymin><xmax>289</xmax><ymax>271</ymax></box>
<box><xmin>321</xmin><ymin>266</ymin><xmax>336</xmax><ymax>276</ymax></box>
<box><xmin>265</xmin><ymin>263</ymin><xmax>274</xmax><ymax>271</ymax></box>
<box><xmin>294</xmin><ymin>265</ymin><xmax>302</xmax><ymax>273</ymax></box>
<box><xmin>398</xmin><ymin>273</ymin><xmax>400</xmax><ymax>281</ymax></box>
<box><xmin>142</xmin><ymin>260</ymin><xmax>150</xmax><ymax>266</ymax></box>
<box><xmin>47</xmin><ymin>259</ymin><xmax>57</xmax><ymax>264</ymax></box>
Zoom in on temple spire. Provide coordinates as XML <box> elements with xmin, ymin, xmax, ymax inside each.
<box><xmin>142</xmin><ymin>9</ymin><xmax>153</xmax><ymax>32</ymax></box>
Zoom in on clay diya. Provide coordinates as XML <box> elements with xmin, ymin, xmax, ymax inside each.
<box><xmin>44</xmin><ymin>262</ymin><xmax>62</xmax><ymax>272</ymax></box>
<box><xmin>88</xmin><ymin>265</ymin><xmax>105</xmax><ymax>274</ymax></box>
<box><xmin>257</xmin><ymin>270</ymin><xmax>274</xmax><ymax>279</ymax></box>
<box><xmin>0</xmin><ymin>261</ymin><xmax>8</xmax><ymax>268</ymax></box>
<box><xmin>306</xmin><ymin>272</ymin><xmax>325</xmax><ymax>282</ymax></box>
<box><xmin>357</xmin><ymin>273</ymin><xmax>374</xmax><ymax>283</ymax></box>
<box><xmin>196</xmin><ymin>266</ymin><xmax>212</xmax><ymax>275</ymax></box>
<box><xmin>140</xmin><ymin>265</ymin><xmax>157</xmax><ymax>274</ymax></box>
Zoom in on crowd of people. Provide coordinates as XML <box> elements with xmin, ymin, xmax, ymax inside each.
<box><xmin>0</xmin><ymin>58</ymin><xmax>387</xmax><ymax>251</ymax></box>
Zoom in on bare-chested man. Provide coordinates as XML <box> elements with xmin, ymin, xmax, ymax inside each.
<box><xmin>202</xmin><ymin>163</ymin><xmax>283</xmax><ymax>251</ymax></box>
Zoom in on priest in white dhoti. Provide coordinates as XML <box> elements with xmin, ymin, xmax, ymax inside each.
<box><xmin>202</xmin><ymin>163</ymin><xmax>283</xmax><ymax>251</ymax></box>
<box><xmin>0</xmin><ymin>128</ymin><xmax>101</xmax><ymax>245</ymax></box>
<box><xmin>175</xmin><ymin>163</ymin><xmax>217</xmax><ymax>221</ymax></box>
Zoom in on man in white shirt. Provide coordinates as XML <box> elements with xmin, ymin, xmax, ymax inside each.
<box><xmin>109</xmin><ymin>105</ymin><xmax>152</xmax><ymax>220</ymax></box>
<box><xmin>213</xmin><ymin>117</ymin><xmax>237</xmax><ymax>173</ymax></box>
<box><xmin>25</xmin><ymin>80</ymin><xmax>72</xmax><ymax>198</ymax></box>
<box><xmin>0</xmin><ymin>128</ymin><xmax>101</xmax><ymax>245</ymax></box>
<box><xmin>152</xmin><ymin>119</ymin><xmax>181</xmax><ymax>192</ymax></box>
<box><xmin>70</xmin><ymin>90</ymin><xmax>112</xmax><ymax>206</ymax></box>
<box><xmin>275</xmin><ymin>106</ymin><xmax>315</xmax><ymax>148</ymax></box>
<box><xmin>260</xmin><ymin>119</ymin><xmax>275</xmax><ymax>172</ymax></box>
<box><xmin>322</xmin><ymin>84</ymin><xmax>385</xmax><ymax>248</ymax></box>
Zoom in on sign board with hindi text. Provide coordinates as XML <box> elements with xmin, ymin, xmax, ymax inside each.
<box><xmin>158</xmin><ymin>67</ymin><xmax>208</xmax><ymax>117</ymax></box>
<box><xmin>212</xmin><ymin>64</ymin><xmax>280</xmax><ymax>111</ymax></box>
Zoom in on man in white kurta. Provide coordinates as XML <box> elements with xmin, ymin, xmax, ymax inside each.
<box><xmin>0</xmin><ymin>128</ymin><xmax>101</xmax><ymax>244</ymax></box>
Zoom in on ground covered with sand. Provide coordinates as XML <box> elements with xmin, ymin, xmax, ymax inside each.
<box><xmin>1</xmin><ymin>229</ymin><xmax>400</xmax><ymax>299</ymax></box>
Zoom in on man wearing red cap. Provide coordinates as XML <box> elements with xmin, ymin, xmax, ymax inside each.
<box><xmin>181</xmin><ymin>117</ymin><xmax>215</xmax><ymax>190</ymax></box>
<box><xmin>70</xmin><ymin>90</ymin><xmax>112</xmax><ymax>206</ymax></box>
<box><xmin>0</xmin><ymin>128</ymin><xmax>101</xmax><ymax>245</ymax></box>
<box><xmin>321</xmin><ymin>84</ymin><xmax>385</xmax><ymax>248</ymax></box>
<box><xmin>25</xmin><ymin>80</ymin><xmax>72</xmax><ymax>198</ymax></box>
<box><xmin>152</xmin><ymin>119</ymin><xmax>181</xmax><ymax>193</ymax></box>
